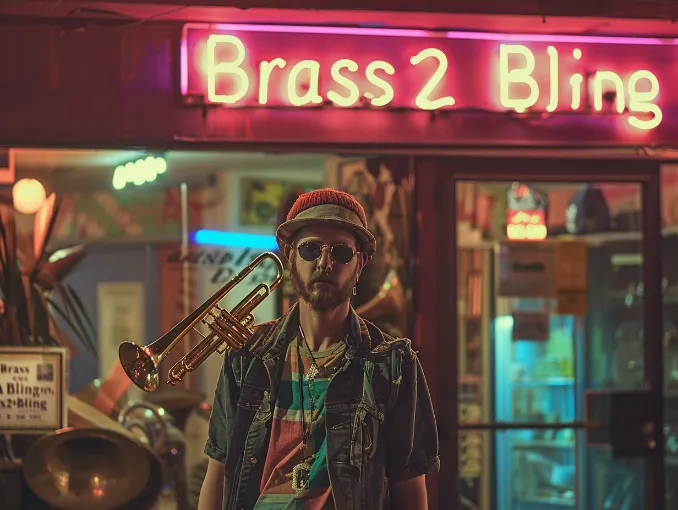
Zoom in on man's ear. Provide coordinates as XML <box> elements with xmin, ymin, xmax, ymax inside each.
<box><xmin>283</xmin><ymin>240</ymin><xmax>294</xmax><ymax>261</ymax></box>
<box><xmin>358</xmin><ymin>252</ymin><xmax>370</xmax><ymax>273</ymax></box>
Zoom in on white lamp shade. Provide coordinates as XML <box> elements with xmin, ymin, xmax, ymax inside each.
<box><xmin>13</xmin><ymin>178</ymin><xmax>47</xmax><ymax>214</ymax></box>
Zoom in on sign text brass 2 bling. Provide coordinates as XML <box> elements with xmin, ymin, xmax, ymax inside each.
<box><xmin>182</xmin><ymin>24</ymin><xmax>669</xmax><ymax>132</ymax></box>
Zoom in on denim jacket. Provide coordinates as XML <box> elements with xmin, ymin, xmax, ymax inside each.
<box><xmin>204</xmin><ymin>304</ymin><xmax>440</xmax><ymax>510</ymax></box>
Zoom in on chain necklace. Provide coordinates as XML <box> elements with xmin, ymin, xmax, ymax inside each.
<box><xmin>292</xmin><ymin>326</ymin><xmax>318</xmax><ymax>495</ymax></box>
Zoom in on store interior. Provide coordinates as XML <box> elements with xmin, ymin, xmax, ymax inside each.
<box><xmin>1</xmin><ymin>148</ymin><xmax>677</xmax><ymax>509</ymax></box>
<box><xmin>456</xmin><ymin>178</ymin><xmax>678</xmax><ymax>510</ymax></box>
<box><xmin>1</xmin><ymin>148</ymin><xmax>415</xmax><ymax>510</ymax></box>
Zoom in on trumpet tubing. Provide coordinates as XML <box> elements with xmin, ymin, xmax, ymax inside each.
<box><xmin>119</xmin><ymin>252</ymin><xmax>284</xmax><ymax>392</ymax></box>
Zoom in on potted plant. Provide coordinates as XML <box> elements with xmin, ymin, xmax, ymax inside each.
<box><xmin>0</xmin><ymin>191</ymin><xmax>96</xmax><ymax>509</ymax></box>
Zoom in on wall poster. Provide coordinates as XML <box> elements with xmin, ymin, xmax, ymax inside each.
<box><xmin>239</xmin><ymin>177</ymin><xmax>320</xmax><ymax>227</ymax></box>
<box><xmin>0</xmin><ymin>346</ymin><xmax>67</xmax><ymax>433</ymax></box>
<box><xmin>337</xmin><ymin>157</ymin><xmax>413</xmax><ymax>338</ymax></box>
<box><xmin>97</xmin><ymin>282</ymin><xmax>145</xmax><ymax>383</ymax></box>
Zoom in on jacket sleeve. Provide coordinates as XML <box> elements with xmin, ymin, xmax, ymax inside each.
<box><xmin>204</xmin><ymin>354</ymin><xmax>240</xmax><ymax>463</ymax></box>
<box><xmin>385</xmin><ymin>349</ymin><xmax>441</xmax><ymax>482</ymax></box>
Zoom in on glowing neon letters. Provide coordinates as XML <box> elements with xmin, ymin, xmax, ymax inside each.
<box><xmin>202</xmin><ymin>34</ymin><xmax>663</xmax><ymax>130</ymax></box>
<box><xmin>499</xmin><ymin>44</ymin><xmax>662</xmax><ymax>130</ymax></box>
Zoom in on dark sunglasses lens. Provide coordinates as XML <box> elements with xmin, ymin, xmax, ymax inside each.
<box><xmin>331</xmin><ymin>244</ymin><xmax>354</xmax><ymax>264</ymax></box>
<box><xmin>298</xmin><ymin>242</ymin><xmax>322</xmax><ymax>261</ymax></box>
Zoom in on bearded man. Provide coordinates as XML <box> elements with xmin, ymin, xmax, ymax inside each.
<box><xmin>198</xmin><ymin>188</ymin><xmax>439</xmax><ymax>510</ymax></box>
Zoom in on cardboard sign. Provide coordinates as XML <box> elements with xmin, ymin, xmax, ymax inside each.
<box><xmin>555</xmin><ymin>239</ymin><xmax>589</xmax><ymax>315</ymax></box>
<box><xmin>0</xmin><ymin>346</ymin><xmax>68</xmax><ymax>433</ymax></box>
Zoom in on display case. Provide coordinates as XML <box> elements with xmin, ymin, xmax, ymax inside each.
<box><xmin>486</xmin><ymin>234</ymin><xmax>678</xmax><ymax>510</ymax></box>
<box><xmin>455</xmin><ymin>179</ymin><xmax>678</xmax><ymax>509</ymax></box>
<box><xmin>494</xmin><ymin>307</ymin><xmax>580</xmax><ymax>510</ymax></box>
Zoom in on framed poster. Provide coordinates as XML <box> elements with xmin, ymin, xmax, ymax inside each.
<box><xmin>239</xmin><ymin>177</ymin><xmax>319</xmax><ymax>227</ymax></box>
<box><xmin>97</xmin><ymin>282</ymin><xmax>145</xmax><ymax>381</ymax></box>
<box><xmin>0</xmin><ymin>346</ymin><xmax>68</xmax><ymax>433</ymax></box>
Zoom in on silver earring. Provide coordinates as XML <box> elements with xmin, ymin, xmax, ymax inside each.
<box><xmin>352</xmin><ymin>287</ymin><xmax>357</xmax><ymax>296</ymax></box>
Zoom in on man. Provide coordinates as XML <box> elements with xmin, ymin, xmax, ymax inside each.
<box><xmin>198</xmin><ymin>188</ymin><xmax>439</xmax><ymax>510</ymax></box>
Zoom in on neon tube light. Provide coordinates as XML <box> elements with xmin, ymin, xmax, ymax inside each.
<box><xmin>193</xmin><ymin>230</ymin><xmax>278</xmax><ymax>250</ymax></box>
<box><xmin>182</xmin><ymin>23</ymin><xmax>674</xmax><ymax>96</ymax></box>
<box><xmin>184</xmin><ymin>22</ymin><xmax>678</xmax><ymax>45</ymax></box>
<box><xmin>181</xmin><ymin>23</ymin><xmax>670</xmax><ymax>131</ymax></box>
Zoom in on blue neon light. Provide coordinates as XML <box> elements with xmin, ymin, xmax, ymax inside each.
<box><xmin>193</xmin><ymin>230</ymin><xmax>278</xmax><ymax>250</ymax></box>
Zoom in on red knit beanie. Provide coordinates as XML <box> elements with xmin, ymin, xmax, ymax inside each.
<box><xmin>287</xmin><ymin>188</ymin><xmax>368</xmax><ymax>227</ymax></box>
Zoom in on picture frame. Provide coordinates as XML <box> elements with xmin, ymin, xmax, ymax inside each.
<box><xmin>0</xmin><ymin>346</ymin><xmax>68</xmax><ymax>434</ymax></box>
<box><xmin>238</xmin><ymin>177</ymin><xmax>320</xmax><ymax>227</ymax></box>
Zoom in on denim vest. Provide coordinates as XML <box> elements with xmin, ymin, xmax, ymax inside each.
<box><xmin>205</xmin><ymin>304</ymin><xmax>440</xmax><ymax>510</ymax></box>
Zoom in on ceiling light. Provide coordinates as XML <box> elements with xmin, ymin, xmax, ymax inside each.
<box><xmin>12</xmin><ymin>178</ymin><xmax>46</xmax><ymax>214</ymax></box>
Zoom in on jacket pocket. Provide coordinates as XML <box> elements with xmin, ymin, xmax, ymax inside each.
<box><xmin>237</xmin><ymin>384</ymin><xmax>272</xmax><ymax>422</ymax></box>
<box><xmin>350</xmin><ymin>399</ymin><xmax>384</xmax><ymax>473</ymax></box>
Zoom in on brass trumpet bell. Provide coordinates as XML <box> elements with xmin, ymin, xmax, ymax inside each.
<box><xmin>118</xmin><ymin>342</ymin><xmax>159</xmax><ymax>393</ymax></box>
<box><xmin>22</xmin><ymin>427</ymin><xmax>156</xmax><ymax>510</ymax></box>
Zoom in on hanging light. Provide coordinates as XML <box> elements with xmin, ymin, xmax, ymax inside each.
<box><xmin>112</xmin><ymin>155</ymin><xmax>167</xmax><ymax>190</ymax></box>
<box><xmin>12</xmin><ymin>178</ymin><xmax>46</xmax><ymax>214</ymax></box>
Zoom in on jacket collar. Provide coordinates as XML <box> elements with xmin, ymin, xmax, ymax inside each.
<box><xmin>258</xmin><ymin>302</ymin><xmax>373</xmax><ymax>361</ymax></box>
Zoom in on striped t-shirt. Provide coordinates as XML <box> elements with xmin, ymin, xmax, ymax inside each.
<box><xmin>253</xmin><ymin>336</ymin><xmax>347</xmax><ymax>510</ymax></box>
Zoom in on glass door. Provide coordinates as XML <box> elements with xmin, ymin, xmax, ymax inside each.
<box><xmin>440</xmin><ymin>159</ymin><xmax>666</xmax><ymax>510</ymax></box>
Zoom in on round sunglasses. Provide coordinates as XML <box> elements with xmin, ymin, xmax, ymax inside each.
<box><xmin>296</xmin><ymin>241</ymin><xmax>357</xmax><ymax>265</ymax></box>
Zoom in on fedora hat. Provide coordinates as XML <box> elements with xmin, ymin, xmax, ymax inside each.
<box><xmin>276</xmin><ymin>188</ymin><xmax>377</xmax><ymax>259</ymax></box>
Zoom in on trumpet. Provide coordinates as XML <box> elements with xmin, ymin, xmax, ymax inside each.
<box><xmin>119</xmin><ymin>251</ymin><xmax>284</xmax><ymax>392</ymax></box>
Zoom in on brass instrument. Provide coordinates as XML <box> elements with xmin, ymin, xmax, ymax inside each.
<box><xmin>355</xmin><ymin>267</ymin><xmax>407</xmax><ymax>338</ymax></box>
<box><xmin>118</xmin><ymin>402</ymin><xmax>189</xmax><ymax>510</ymax></box>
<box><xmin>119</xmin><ymin>252</ymin><xmax>284</xmax><ymax>392</ymax></box>
<box><xmin>22</xmin><ymin>396</ymin><xmax>163</xmax><ymax>510</ymax></box>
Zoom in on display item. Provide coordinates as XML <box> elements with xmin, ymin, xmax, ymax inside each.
<box><xmin>564</xmin><ymin>185</ymin><xmax>611</xmax><ymax>234</ymax></box>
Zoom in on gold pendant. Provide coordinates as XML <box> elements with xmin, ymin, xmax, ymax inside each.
<box><xmin>292</xmin><ymin>460</ymin><xmax>312</xmax><ymax>494</ymax></box>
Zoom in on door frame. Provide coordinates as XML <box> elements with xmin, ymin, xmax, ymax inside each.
<box><xmin>421</xmin><ymin>157</ymin><xmax>665</xmax><ymax>510</ymax></box>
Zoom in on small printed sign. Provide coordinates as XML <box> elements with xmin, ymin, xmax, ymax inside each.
<box><xmin>497</xmin><ymin>242</ymin><xmax>556</xmax><ymax>298</ymax></box>
<box><xmin>512</xmin><ymin>311</ymin><xmax>550</xmax><ymax>342</ymax></box>
<box><xmin>0</xmin><ymin>346</ymin><xmax>68</xmax><ymax>433</ymax></box>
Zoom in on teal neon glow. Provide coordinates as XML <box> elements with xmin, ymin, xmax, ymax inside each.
<box><xmin>193</xmin><ymin>230</ymin><xmax>278</xmax><ymax>250</ymax></box>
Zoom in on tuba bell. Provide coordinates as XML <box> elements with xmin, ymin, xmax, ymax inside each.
<box><xmin>22</xmin><ymin>396</ymin><xmax>163</xmax><ymax>510</ymax></box>
<box><xmin>355</xmin><ymin>267</ymin><xmax>408</xmax><ymax>338</ymax></box>
<box><xmin>119</xmin><ymin>251</ymin><xmax>284</xmax><ymax>392</ymax></box>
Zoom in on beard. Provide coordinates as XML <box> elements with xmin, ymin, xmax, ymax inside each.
<box><xmin>289</xmin><ymin>253</ymin><xmax>359</xmax><ymax>312</ymax></box>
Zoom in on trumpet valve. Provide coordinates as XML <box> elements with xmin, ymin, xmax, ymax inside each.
<box><xmin>215</xmin><ymin>340</ymin><xmax>229</xmax><ymax>355</ymax></box>
<box><xmin>241</xmin><ymin>314</ymin><xmax>255</xmax><ymax>328</ymax></box>
<box><xmin>167</xmin><ymin>362</ymin><xmax>187</xmax><ymax>386</ymax></box>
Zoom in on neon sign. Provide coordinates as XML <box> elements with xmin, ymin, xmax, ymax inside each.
<box><xmin>182</xmin><ymin>24</ymin><xmax>671</xmax><ymax>131</ymax></box>
<box><xmin>499</xmin><ymin>45</ymin><xmax>661</xmax><ymax>130</ymax></box>
<box><xmin>507</xmin><ymin>210</ymin><xmax>548</xmax><ymax>241</ymax></box>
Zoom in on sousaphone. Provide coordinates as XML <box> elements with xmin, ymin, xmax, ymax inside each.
<box><xmin>355</xmin><ymin>267</ymin><xmax>408</xmax><ymax>338</ymax></box>
<box><xmin>22</xmin><ymin>395</ymin><xmax>163</xmax><ymax>510</ymax></box>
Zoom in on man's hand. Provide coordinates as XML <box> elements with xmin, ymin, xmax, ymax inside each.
<box><xmin>389</xmin><ymin>475</ymin><xmax>428</xmax><ymax>510</ymax></box>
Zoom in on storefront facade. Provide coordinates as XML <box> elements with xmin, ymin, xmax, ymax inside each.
<box><xmin>2</xmin><ymin>20</ymin><xmax>677</xmax><ymax>148</ymax></box>
<box><xmin>1</xmin><ymin>12</ymin><xmax>677</xmax><ymax>510</ymax></box>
